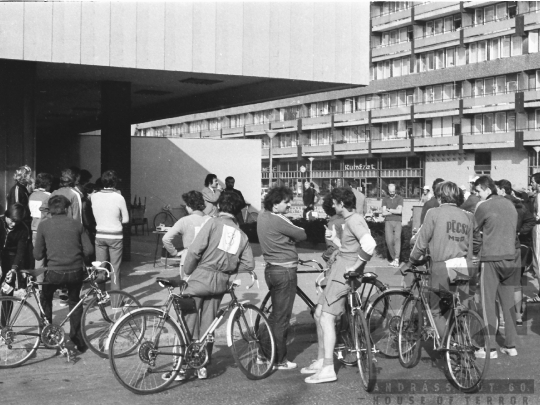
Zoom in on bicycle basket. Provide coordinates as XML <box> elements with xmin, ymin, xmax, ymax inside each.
<box><xmin>173</xmin><ymin>296</ymin><xmax>197</xmax><ymax>314</ymax></box>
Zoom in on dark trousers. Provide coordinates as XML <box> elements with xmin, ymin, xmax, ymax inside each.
<box><xmin>302</xmin><ymin>205</ymin><xmax>314</xmax><ymax>220</ymax></box>
<box><xmin>41</xmin><ymin>269</ymin><xmax>85</xmax><ymax>349</ymax></box>
<box><xmin>384</xmin><ymin>220</ymin><xmax>402</xmax><ymax>261</ymax></box>
<box><xmin>263</xmin><ymin>266</ymin><xmax>297</xmax><ymax>363</ymax></box>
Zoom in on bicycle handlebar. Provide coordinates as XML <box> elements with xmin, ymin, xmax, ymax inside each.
<box><xmin>298</xmin><ymin>259</ymin><xmax>324</xmax><ymax>273</ymax></box>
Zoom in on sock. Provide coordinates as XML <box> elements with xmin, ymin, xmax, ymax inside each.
<box><xmin>323</xmin><ymin>358</ymin><xmax>333</xmax><ymax>367</ymax></box>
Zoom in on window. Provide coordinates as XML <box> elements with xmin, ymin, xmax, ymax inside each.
<box><xmin>484</xmin><ymin>5</ymin><xmax>495</xmax><ymax>23</ymax></box>
<box><xmin>478</xmin><ymin>41</ymin><xmax>487</xmax><ymax>62</ymax></box>
<box><xmin>536</xmin><ymin>109</ymin><xmax>540</xmax><ymax>129</ymax></box>
<box><xmin>357</xmin><ymin>96</ymin><xmax>366</xmax><ymax>111</ymax></box>
<box><xmin>399</xmin><ymin>27</ymin><xmax>408</xmax><ymax>43</ymax></box>
<box><xmin>434</xmin><ymin>85</ymin><xmax>443</xmax><ymax>102</ymax></box>
<box><xmin>393</xmin><ymin>58</ymin><xmax>402</xmax><ymax>77</ymax></box>
<box><xmin>502</xmin><ymin>36</ymin><xmax>511</xmax><ymax>57</ymax></box>
<box><xmin>435</xmin><ymin>18</ymin><xmax>443</xmax><ymax>35</ymax></box>
<box><xmin>495</xmin><ymin>112</ymin><xmax>506</xmax><ymax>132</ymax></box>
<box><xmin>470</xmin><ymin>43</ymin><xmax>478</xmax><ymax>64</ymax></box>
<box><xmin>474</xmin><ymin>115</ymin><xmax>483</xmax><ymax>133</ymax></box>
<box><xmin>435</xmin><ymin>49</ymin><xmax>445</xmax><ymax>69</ymax></box>
<box><xmin>384</xmin><ymin>60</ymin><xmax>391</xmax><ymax>78</ymax></box>
<box><xmin>508</xmin><ymin>113</ymin><xmax>516</xmax><ymax>130</ymax></box>
<box><xmin>443</xmin><ymin>84</ymin><xmax>454</xmax><ymax>100</ymax></box>
<box><xmin>446</xmin><ymin>47</ymin><xmax>455</xmax><ymax>67</ymax></box>
<box><xmin>496</xmin><ymin>3</ymin><xmax>507</xmax><ymax>20</ymax></box>
<box><xmin>343</xmin><ymin>99</ymin><xmax>355</xmax><ymax>114</ymax></box>
<box><xmin>508</xmin><ymin>3</ymin><xmax>517</xmax><ymax>18</ymax></box>
<box><xmin>427</xmin><ymin>52</ymin><xmax>434</xmax><ymax>70</ymax></box>
<box><xmin>426</xmin><ymin>21</ymin><xmax>434</xmax><ymax>37</ymax></box>
<box><xmin>490</xmin><ymin>38</ymin><xmax>499</xmax><ymax>60</ymax></box>
<box><xmin>390</xmin><ymin>30</ymin><xmax>397</xmax><ymax>45</ymax></box>
<box><xmin>496</xmin><ymin>76</ymin><xmax>506</xmax><ymax>94</ymax></box>
<box><xmin>475</xmin><ymin>79</ymin><xmax>484</xmax><ymax>97</ymax></box>
<box><xmin>484</xmin><ymin>78</ymin><xmax>494</xmax><ymax>96</ymax></box>
<box><xmin>475</xmin><ymin>8</ymin><xmax>484</xmax><ymax>25</ymax></box>
<box><xmin>424</xmin><ymin>119</ymin><xmax>432</xmax><ymax>137</ymax></box>
<box><xmin>507</xmin><ymin>73</ymin><xmax>518</xmax><ymax>92</ymax></box>
<box><xmin>475</xmin><ymin>152</ymin><xmax>492</xmax><ymax>175</ymax></box>
<box><xmin>444</xmin><ymin>16</ymin><xmax>453</xmax><ymax>32</ymax></box>
<box><xmin>511</xmin><ymin>35</ymin><xmax>522</xmax><ymax>56</ymax></box>
<box><xmin>402</xmin><ymin>57</ymin><xmax>410</xmax><ymax>75</ymax></box>
<box><xmin>390</xmin><ymin>92</ymin><xmax>398</xmax><ymax>107</ymax></box>
<box><xmin>483</xmin><ymin>113</ymin><xmax>494</xmax><ymax>133</ymax></box>
<box><xmin>398</xmin><ymin>90</ymin><xmax>407</xmax><ymax>106</ymax></box>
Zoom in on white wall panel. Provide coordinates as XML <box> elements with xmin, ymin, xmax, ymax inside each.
<box><xmin>192</xmin><ymin>2</ymin><xmax>216</xmax><ymax>74</ymax></box>
<box><xmin>216</xmin><ymin>2</ymin><xmax>244</xmax><ymax>76</ymax></box>
<box><xmin>269</xmin><ymin>4</ymin><xmax>291</xmax><ymax>80</ymax></box>
<box><xmin>289</xmin><ymin>3</ymin><xmax>314</xmax><ymax>81</ymax></box>
<box><xmin>243</xmin><ymin>2</ymin><xmax>270</xmax><ymax>78</ymax></box>
<box><xmin>110</xmin><ymin>2</ymin><xmax>137</xmax><ymax>68</ymax></box>
<box><xmin>136</xmin><ymin>2</ymin><xmax>165</xmax><ymax>70</ymax></box>
<box><xmin>313</xmin><ymin>3</ymin><xmax>336</xmax><ymax>83</ymax></box>
<box><xmin>164</xmin><ymin>2</ymin><xmax>193</xmax><ymax>72</ymax></box>
<box><xmin>52</xmin><ymin>2</ymin><xmax>82</xmax><ymax>64</ymax></box>
<box><xmin>23</xmin><ymin>3</ymin><xmax>53</xmax><ymax>62</ymax></box>
<box><xmin>81</xmin><ymin>2</ymin><xmax>111</xmax><ymax>66</ymax></box>
<box><xmin>0</xmin><ymin>3</ymin><xmax>24</xmax><ymax>60</ymax></box>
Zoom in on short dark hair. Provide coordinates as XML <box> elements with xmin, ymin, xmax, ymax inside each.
<box><xmin>182</xmin><ymin>190</ymin><xmax>206</xmax><ymax>212</ymax></box>
<box><xmin>263</xmin><ymin>186</ymin><xmax>293</xmax><ymax>211</ymax></box>
<box><xmin>35</xmin><ymin>173</ymin><xmax>53</xmax><ymax>190</ymax></box>
<box><xmin>331</xmin><ymin>187</ymin><xmax>356</xmax><ymax>210</ymax></box>
<box><xmin>5</xmin><ymin>203</ymin><xmax>25</xmax><ymax>223</ymax></box>
<box><xmin>101</xmin><ymin>170</ymin><xmax>118</xmax><ymax>188</ymax></box>
<box><xmin>80</xmin><ymin>169</ymin><xmax>92</xmax><ymax>184</ymax></box>
<box><xmin>474</xmin><ymin>175</ymin><xmax>496</xmax><ymax>195</ymax></box>
<box><xmin>322</xmin><ymin>193</ymin><xmax>336</xmax><ymax>216</ymax></box>
<box><xmin>48</xmin><ymin>195</ymin><xmax>71</xmax><ymax>216</ymax></box>
<box><xmin>225</xmin><ymin>176</ymin><xmax>234</xmax><ymax>183</ymax></box>
<box><xmin>434</xmin><ymin>181</ymin><xmax>462</xmax><ymax>205</ymax></box>
<box><xmin>204</xmin><ymin>174</ymin><xmax>217</xmax><ymax>187</ymax></box>
<box><xmin>498</xmin><ymin>179</ymin><xmax>512</xmax><ymax>195</ymax></box>
<box><xmin>532</xmin><ymin>172</ymin><xmax>540</xmax><ymax>185</ymax></box>
<box><xmin>60</xmin><ymin>168</ymin><xmax>78</xmax><ymax>188</ymax></box>
<box><xmin>217</xmin><ymin>190</ymin><xmax>244</xmax><ymax>216</ymax></box>
<box><xmin>432</xmin><ymin>178</ymin><xmax>444</xmax><ymax>190</ymax></box>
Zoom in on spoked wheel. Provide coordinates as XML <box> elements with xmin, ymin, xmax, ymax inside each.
<box><xmin>398</xmin><ymin>296</ymin><xmax>423</xmax><ymax>368</ymax></box>
<box><xmin>81</xmin><ymin>290</ymin><xmax>141</xmax><ymax>358</ymax></box>
<box><xmin>444</xmin><ymin>310</ymin><xmax>490</xmax><ymax>393</ymax></box>
<box><xmin>257</xmin><ymin>291</ymin><xmax>300</xmax><ymax>345</ymax></box>
<box><xmin>366</xmin><ymin>290</ymin><xmax>409</xmax><ymax>358</ymax></box>
<box><xmin>335</xmin><ymin>312</ymin><xmax>356</xmax><ymax>366</ymax></box>
<box><xmin>228</xmin><ymin>304</ymin><xmax>276</xmax><ymax>380</ymax></box>
<box><xmin>0</xmin><ymin>297</ymin><xmax>41</xmax><ymax>368</ymax></box>
<box><xmin>351</xmin><ymin>307</ymin><xmax>376</xmax><ymax>392</ymax></box>
<box><xmin>355</xmin><ymin>278</ymin><xmax>386</xmax><ymax>311</ymax></box>
<box><xmin>153</xmin><ymin>211</ymin><xmax>175</xmax><ymax>230</ymax></box>
<box><xmin>109</xmin><ymin>310</ymin><xmax>185</xmax><ymax>395</ymax></box>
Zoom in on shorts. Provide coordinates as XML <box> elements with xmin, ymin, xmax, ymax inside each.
<box><xmin>318</xmin><ymin>254</ymin><xmax>357</xmax><ymax>316</ymax></box>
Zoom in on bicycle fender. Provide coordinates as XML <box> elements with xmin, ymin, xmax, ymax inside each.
<box><xmin>226</xmin><ymin>306</ymin><xmax>242</xmax><ymax>347</ymax></box>
<box><xmin>106</xmin><ymin>307</ymin><xmax>187</xmax><ymax>351</ymax></box>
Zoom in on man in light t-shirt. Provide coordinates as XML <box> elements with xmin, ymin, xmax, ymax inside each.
<box><xmin>90</xmin><ymin>170</ymin><xmax>129</xmax><ymax>290</ymax></box>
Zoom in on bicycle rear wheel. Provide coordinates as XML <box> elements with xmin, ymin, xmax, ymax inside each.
<box><xmin>228</xmin><ymin>304</ymin><xmax>276</xmax><ymax>380</ymax></box>
<box><xmin>356</xmin><ymin>278</ymin><xmax>386</xmax><ymax>311</ymax></box>
<box><xmin>109</xmin><ymin>309</ymin><xmax>185</xmax><ymax>395</ymax></box>
<box><xmin>153</xmin><ymin>211</ymin><xmax>175</xmax><ymax>230</ymax></box>
<box><xmin>398</xmin><ymin>296</ymin><xmax>423</xmax><ymax>368</ymax></box>
<box><xmin>81</xmin><ymin>290</ymin><xmax>141</xmax><ymax>358</ymax></box>
<box><xmin>366</xmin><ymin>289</ymin><xmax>409</xmax><ymax>358</ymax></box>
<box><xmin>351</xmin><ymin>306</ymin><xmax>376</xmax><ymax>392</ymax></box>
<box><xmin>444</xmin><ymin>310</ymin><xmax>489</xmax><ymax>393</ymax></box>
<box><xmin>0</xmin><ymin>297</ymin><xmax>41</xmax><ymax>368</ymax></box>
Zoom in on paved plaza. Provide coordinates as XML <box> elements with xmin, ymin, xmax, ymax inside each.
<box><xmin>1</xmin><ymin>234</ymin><xmax>538</xmax><ymax>405</ymax></box>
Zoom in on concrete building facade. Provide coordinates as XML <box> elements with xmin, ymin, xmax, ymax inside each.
<box><xmin>135</xmin><ymin>0</ymin><xmax>540</xmax><ymax>207</ymax></box>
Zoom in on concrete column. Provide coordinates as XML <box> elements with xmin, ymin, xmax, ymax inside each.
<box><xmin>0</xmin><ymin>60</ymin><xmax>36</xmax><ymax>213</ymax></box>
<box><xmin>101</xmin><ymin>81</ymin><xmax>131</xmax><ymax>261</ymax></box>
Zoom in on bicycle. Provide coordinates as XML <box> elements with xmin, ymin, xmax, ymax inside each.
<box><xmin>242</xmin><ymin>203</ymin><xmax>258</xmax><ymax>224</ymax></box>
<box><xmin>397</xmin><ymin>259</ymin><xmax>489</xmax><ymax>393</ymax></box>
<box><xmin>108</xmin><ymin>271</ymin><xmax>276</xmax><ymax>395</ymax></box>
<box><xmin>0</xmin><ymin>262</ymin><xmax>141</xmax><ymax>367</ymax></box>
<box><xmin>153</xmin><ymin>205</ymin><xmax>181</xmax><ymax>230</ymax></box>
<box><xmin>258</xmin><ymin>258</ymin><xmax>386</xmax><ymax>366</ymax></box>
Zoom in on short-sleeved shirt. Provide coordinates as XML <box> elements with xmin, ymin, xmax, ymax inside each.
<box><xmin>339</xmin><ymin>210</ymin><xmax>373</xmax><ymax>261</ymax></box>
<box><xmin>382</xmin><ymin>194</ymin><xmax>404</xmax><ymax>222</ymax></box>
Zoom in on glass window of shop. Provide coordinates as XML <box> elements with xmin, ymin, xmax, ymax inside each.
<box><xmin>380</xmin><ymin>156</ymin><xmax>422</xmax><ymax>199</ymax></box>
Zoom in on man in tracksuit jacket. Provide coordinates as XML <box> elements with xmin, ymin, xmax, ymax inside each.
<box><xmin>473</xmin><ymin>176</ymin><xmax>519</xmax><ymax>358</ymax></box>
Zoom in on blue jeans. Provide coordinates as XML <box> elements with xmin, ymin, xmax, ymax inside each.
<box><xmin>385</xmin><ymin>220</ymin><xmax>402</xmax><ymax>261</ymax></box>
<box><xmin>264</xmin><ymin>266</ymin><xmax>297</xmax><ymax>363</ymax></box>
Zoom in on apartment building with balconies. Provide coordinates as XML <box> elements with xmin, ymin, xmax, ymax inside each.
<box><xmin>134</xmin><ymin>1</ymin><xmax>540</xmax><ymax>201</ymax></box>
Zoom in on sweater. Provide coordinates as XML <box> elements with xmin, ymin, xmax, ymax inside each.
<box><xmin>90</xmin><ymin>189</ymin><xmax>129</xmax><ymax>239</ymax></box>
<box><xmin>162</xmin><ymin>211</ymin><xmax>210</xmax><ymax>256</ymax></box>
<box><xmin>473</xmin><ymin>195</ymin><xmax>517</xmax><ymax>261</ymax></box>
<box><xmin>29</xmin><ymin>189</ymin><xmax>50</xmax><ymax>232</ymax></box>
<box><xmin>33</xmin><ymin>215</ymin><xmax>94</xmax><ymax>271</ymax></box>
<box><xmin>41</xmin><ymin>187</ymin><xmax>83</xmax><ymax>223</ymax></box>
<box><xmin>411</xmin><ymin>204</ymin><xmax>475</xmax><ymax>263</ymax></box>
<box><xmin>257</xmin><ymin>210</ymin><xmax>307</xmax><ymax>264</ymax></box>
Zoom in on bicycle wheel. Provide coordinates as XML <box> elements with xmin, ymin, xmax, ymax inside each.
<box><xmin>444</xmin><ymin>310</ymin><xmax>490</xmax><ymax>393</ymax></box>
<box><xmin>0</xmin><ymin>297</ymin><xmax>42</xmax><ymax>368</ymax></box>
<box><xmin>367</xmin><ymin>289</ymin><xmax>409</xmax><ymax>358</ymax></box>
<box><xmin>81</xmin><ymin>290</ymin><xmax>141</xmax><ymax>358</ymax></box>
<box><xmin>350</xmin><ymin>306</ymin><xmax>376</xmax><ymax>392</ymax></box>
<box><xmin>153</xmin><ymin>211</ymin><xmax>175</xmax><ymax>230</ymax></box>
<box><xmin>228</xmin><ymin>304</ymin><xmax>276</xmax><ymax>380</ymax></box>
<box><xmin>398</xmin><ymin>296</ymin><xmax>423</xmax><ymax>368</ymax></box>
<box><xmin>109</xmin><ymin>309</ymin><xmax>185</xmax><ymax>395</ymax></box>
<box><xmin>335</xmin><ymin>291</ymin><xmax>362</xmax><ymax>366</ymax></box>
<box><xmin>356</xmin><ymin>278</ymin><xmax>386</xmax><ymax>312</ymax></box>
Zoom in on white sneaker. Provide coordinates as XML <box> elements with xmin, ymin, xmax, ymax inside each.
<box><xmin>475</xmin><ymin>348</ymin><xmax>498</xmax><ymax>359</ymax></box>
<box><xmin>197</xmin><ymin>367</ymin><xmax>208</xmax><ymax>379</ymax></box>
<box><xmin>274</xmin><ymin>360</ymin><xmax>297</xmax><ymax>370</ymax></box>
<box><xmin>161</xmin><ymin>369</ymin><xmax>185</xmax><ymax>381</ymax></box>
<box><xmin>392</xmin><ymin>259</ymin><xmax>400</xmax><ymax>268</ymax></box>
<box><xmin>300</xmin><ymin>359</ymin><xmax>323</xmax><ymax>374</ymax></box>
<box><xmin>305</xmin><ymin>365</ymin><xmax>337</xmax><ymax>384</ymax></box>
<box><xmin>500</xmin><ymin>347</ymin><xmax>518</xmax><ymax>357</ymax></box>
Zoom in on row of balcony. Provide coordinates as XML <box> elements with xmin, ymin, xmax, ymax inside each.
<box><xmin>261</xmin><ymin>168</ymin><xmax>423</xmax><ymax>180</ymax></box>
<box><xmin>261</xmin><ymin>129</ymin><xmax>540</xmax><ymax>158</ymax></box>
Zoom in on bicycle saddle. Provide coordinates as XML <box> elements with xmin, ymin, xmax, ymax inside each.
<box><xmin>344</xmin><ymin>271</ymin><xmax>362</xmax><ymax>280</ymax></box>
<box><xmin>20</xmin><ymin>268</ymin><xmax>47</xmax><ymax>278</ymax></box>
<box><xmin>453</xmin><ymin>275</ymin><xmax>471</xmax><ymax>284</ymax></box>
<box><xmin>156</xmin><ymin>277</ymin><xmax>187</xmax><ymax>289</ymax></box>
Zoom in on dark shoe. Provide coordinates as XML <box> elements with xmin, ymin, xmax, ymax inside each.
<box><xmin>76</xmin><ymin>345</ymin><xmax>89</xmax><ymax>354</ymax></box>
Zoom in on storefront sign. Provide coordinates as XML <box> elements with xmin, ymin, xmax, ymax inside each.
<box><xmin>262</xmin><ymin>166</ymin><xmax>278</xmax><ymax>172</ymax></box>
<box><xmin>344</xmin><ymin>164</ymin><xmax>375</xmax><ymax>170</ymax></box>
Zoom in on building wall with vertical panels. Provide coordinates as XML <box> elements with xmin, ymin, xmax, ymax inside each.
<box><xmin>0</xmin><ymin>1</ymin><xmax>369</xmax><ymax>85</ymax></box>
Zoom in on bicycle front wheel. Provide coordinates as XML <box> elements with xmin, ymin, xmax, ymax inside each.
<box><xmin>444</xmin><ymin>310</ymin><xmax>490</xmax><ymax>393</ymax></box>
<box><xmin>398</xmin><ymin>296</ymin><xmax>423</xmax><ymax>368</ymax></box>
<box><xmin>81</xmin><ymin>290</ymin><xmax>141</xmax><ymax>358</ymax></box>
<box><xmin>153</xmin><ymin>211</ymin><xmax>175</xmax><ymax>230</ymax></box>
<box><xmin>0</xmin><ymin>297</ymin><xmax>42</xmax><ymax>368</ymax></box>
<box><xmin>109</xmin><ymin>309</ymin><xmax>185</xmax><ymax>395</ymax></box>
<box><xmin>367</xmin><ymin>289</ymin><xmax>409</xmax><ymax>358</ymax></box>
<box><xmin>351</xmin><ymin>307</ymin><xmax>376</xmax><ymax>392</ymax></box>
<box><xmin>228</xmin><ymin>304</ymin><xmax>276</xmax><ymax>380</ymax></box>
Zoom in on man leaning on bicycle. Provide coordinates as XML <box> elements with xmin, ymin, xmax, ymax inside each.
<box><xmin>303</xmin><ymin>187</ymin><xmax>376</xmax><ymax>384</ymax></box>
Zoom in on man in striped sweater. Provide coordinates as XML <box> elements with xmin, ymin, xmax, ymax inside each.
<box><xmin>90</xmin><ymin>170</ymin><xmax>129</xmax><ymax>290</ymax></box>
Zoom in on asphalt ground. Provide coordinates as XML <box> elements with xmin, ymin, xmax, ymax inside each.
<box><xmin>1</xmin><ymin>234</ymin><xmax>539</xmax><ymax>405</ymax></box>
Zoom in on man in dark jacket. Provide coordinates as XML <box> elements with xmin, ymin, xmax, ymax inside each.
<box><xmin>420</xmin><ymin>178</ymin><xmax>444</xmax><ymax>224</ymax></box>
<box><xmin>302</xmin><ymin>182</ymin><xmax>317</xmax><ymax>219</ymax></box>
<box><xmin>497</xmin><ymin>179</ymin><xmax>536</xmax><ymax>326</ymax></box>
<box><xmin>473</xmin><ymin>176</ymin><xmax>519</xmax><ymax>358</ymax></box>
<box><xmin>34</xmin><ymin>195</ymin><xmax>94</xmax><ymax>353</ymax></box>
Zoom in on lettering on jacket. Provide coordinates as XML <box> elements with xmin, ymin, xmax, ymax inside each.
<box><xmin>446</xmin><ymin>220</ymin><xmax>469</xmax><ymax>242</ymax></box>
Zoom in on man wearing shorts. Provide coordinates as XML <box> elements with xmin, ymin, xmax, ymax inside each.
<box><xmin>302</xmin><ymin>187</ymin><xmax>376</xmax><ymax>383</ymax></box>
